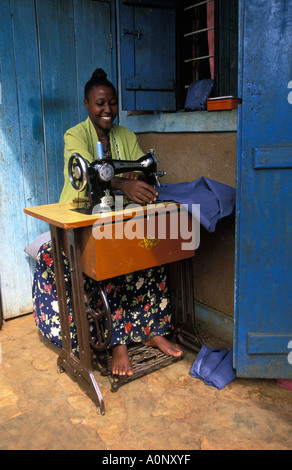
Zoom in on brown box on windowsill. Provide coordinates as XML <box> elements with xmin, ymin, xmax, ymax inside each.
<box><xmin>207</xmin><ymin>96</ymin><xmax>241</xmax><ymax>111</ymax></box>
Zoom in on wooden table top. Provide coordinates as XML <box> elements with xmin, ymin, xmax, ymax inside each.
<box><xmin>24</xmin><ymin>200</ymin><xmax>181</xmax><ymax>229</ymax></box>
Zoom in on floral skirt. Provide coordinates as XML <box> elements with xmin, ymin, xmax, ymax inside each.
<box><xmin>32</xmin><ymin>241</ymin><xmax>172</xmax><ymax>353</ymax></box>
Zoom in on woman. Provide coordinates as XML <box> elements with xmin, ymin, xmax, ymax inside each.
<box><xmin>33</xmin><ymin>68</ymin><xmax>182</xmax><ymax>377</ymax></box>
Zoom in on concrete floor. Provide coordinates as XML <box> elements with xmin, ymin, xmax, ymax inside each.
<box><xmin>1</xmin><ymin>313</ymin><xmax>292</xmax><ymax>451</ymax></box>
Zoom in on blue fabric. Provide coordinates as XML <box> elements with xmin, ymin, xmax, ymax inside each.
<box><xmin>184</xmin><ymin>79</ymin><xmax>214</xmax><ymax>111</ymax></box>
<box><xmin>205</xmin><ymin>349</ymin><xmax>237</xmax><ymax>390</ymax></box>
<box><xmin>190</xmin><ymin>345</ymin><xmax>228</xmax><ymax>380</ymax></box>
<box><xmin>156</xmin><ymin>177</ymin><xmax>235</xmax><ymax>233</ymax></box>
<box><xmin>190</xmin><ymin>345</ymin><xmax>237</xmax><ymax>390</ymax></box>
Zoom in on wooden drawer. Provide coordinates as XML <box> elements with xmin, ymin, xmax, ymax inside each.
<box><xmin>79</xmin><ymin>204</ymin><xmax>195</xmax><ymax>281</ymax></box>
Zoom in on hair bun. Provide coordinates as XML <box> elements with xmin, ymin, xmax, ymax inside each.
<box><xmin>92</xmin><ymin>68</ymin><xmax>107</xmax><ymax>80</ymax></box>
<box><xmin>84</xmin><ymin>67</ymin><xmax>115</xmax><ymax>99</ymax></box>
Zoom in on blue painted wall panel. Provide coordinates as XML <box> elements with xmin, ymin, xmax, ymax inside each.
<box><xmin>0</xmin><ymin>0</ymin><xmax>116</xmax><ymax>318</ymax></box>
<box><xmin>36</xmin><ymin>0</ymin><xmax>80</xmax><ymax>203</ymax></box>
<box><xmin>74</xmin><ymin>0</ymin><xmax>117</xmax><ymax>123</ymax></box>
<box><xmin>36</xmin><ymin>0</ymin><xmax>116</xmax><ymax>202</ymax></box>
<box><xmin>0</xmin><ymin>0</ymin><xmax>48</xmax><ymax>318</ymax></box>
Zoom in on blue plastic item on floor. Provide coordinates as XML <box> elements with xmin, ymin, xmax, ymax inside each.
<box><xmin>190</xmin><ymin>345</ymin><xmax>237</xmax><ymax>390</ymax></box>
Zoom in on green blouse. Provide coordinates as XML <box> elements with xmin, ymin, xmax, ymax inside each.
<box><xmin>59</xmin><ymin>117</ymin><xmax>144</xmax><ymax>203</ymax></box>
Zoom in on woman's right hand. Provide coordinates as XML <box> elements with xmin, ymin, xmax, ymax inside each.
<box><xmin>111</xmin><ymin>176</ymin><xmax>158</xmax><ymax>204</ymax></box>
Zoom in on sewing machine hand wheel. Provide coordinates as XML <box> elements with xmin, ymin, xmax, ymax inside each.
<box><xmin>85</xmin><ymin>283</ymin><xmax>112</xmax><ymax>353</ymax></box>
<box><xmin>68</xmin><ymin>153</ymin><xmax>88</xmax><ymax>192</ymax></box>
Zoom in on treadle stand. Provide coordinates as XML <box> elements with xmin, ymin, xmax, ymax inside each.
<box><xmin>93</xmin><ymin>343</ymin><xmax>184</xmax><ymax>392</ymax></box>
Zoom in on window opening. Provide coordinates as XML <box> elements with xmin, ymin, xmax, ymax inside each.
<box><xmin>177</xmin><ymin>0</ymin><xmax>238</xmax><ymax>110</ymax></box>
<box><xmin>183</xmin><ymin>0</ymin><xmax>214</xmax><ymax>83</ymax></box>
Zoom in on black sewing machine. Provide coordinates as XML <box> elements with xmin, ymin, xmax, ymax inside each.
<box><xmin>68</xmin><ymin>149</ymin><xmax>166</xmax><ymax>213</ymax></box>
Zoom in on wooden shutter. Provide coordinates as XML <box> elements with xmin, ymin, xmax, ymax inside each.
<box><xmin>120</xmin><ymin>0</ymin><xmax>176</xmax><ymax>111</ymax></box>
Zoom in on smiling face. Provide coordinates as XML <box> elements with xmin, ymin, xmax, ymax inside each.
<box><xmin>84</xmin><ymin>85</ymin><xmax>118</xmax><ymax>138</ymax></box>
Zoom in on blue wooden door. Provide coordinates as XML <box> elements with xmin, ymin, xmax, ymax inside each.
<box><xmin>0</xmin><ymin>0</ymin><xmax>116</xmax><ymax>318</ymax></box>
<box><xmin>234</xmin><ymin>0</ymin><xmax>292</xmax><ymax>378</ymax></box>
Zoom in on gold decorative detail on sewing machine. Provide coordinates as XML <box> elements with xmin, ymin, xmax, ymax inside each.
<box><xmin>138</xmin><ymin>238</ymin><xmax>160</xmax><ymax>251</ymax></box>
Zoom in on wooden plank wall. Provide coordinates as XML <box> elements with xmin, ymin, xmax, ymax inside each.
<box><xmin>0</xmin><ymin>0</ymin><xmax>115</xmax><ymax>318</ymax></box>
<box><xmin>0</xmin><ymin>0</ymin><xmax>46</xmax><ymax>318</ymax></box>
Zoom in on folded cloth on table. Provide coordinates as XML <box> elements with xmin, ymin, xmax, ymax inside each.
<box><xmin>190</xmin><ymin>345</ymin><xmax>237</xmax><ymax>390</ymax></box>
<box><xmin>156</xmin><ymin>177</ymin><xmax>236</xmax><ymax>233</ymax></box>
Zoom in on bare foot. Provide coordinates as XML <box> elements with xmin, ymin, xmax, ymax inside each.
<box><xmin>111</xmin><ymin>345</ymin><xmax>134</xmax><ymax>376</ymax></box>
<box><xmin>142</xmin><ymin>336</ymin><xmax>183</xmax><ymax>357</ymax></box>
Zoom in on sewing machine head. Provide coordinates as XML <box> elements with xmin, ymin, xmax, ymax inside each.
<box><xmin>68</xmin><ymin>149</ymin><xmax>166</xmax><ymax>213</ymax></box>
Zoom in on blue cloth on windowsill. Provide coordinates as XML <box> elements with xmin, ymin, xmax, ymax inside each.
<box><xmin>156</xmin><ymin>177</ymin><xmax>236</xmax><ymax>233</ymax></box>
<box><xmin>190</xmin><ymin>345</ymin><xmax>237</xmax><ymax>390</ymax></box>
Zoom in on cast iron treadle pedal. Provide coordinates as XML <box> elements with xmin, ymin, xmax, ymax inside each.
<box><xmin>94</xmin><ymin>343</ymin><xmax>184</xmax><ymax>392</ymax></box>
